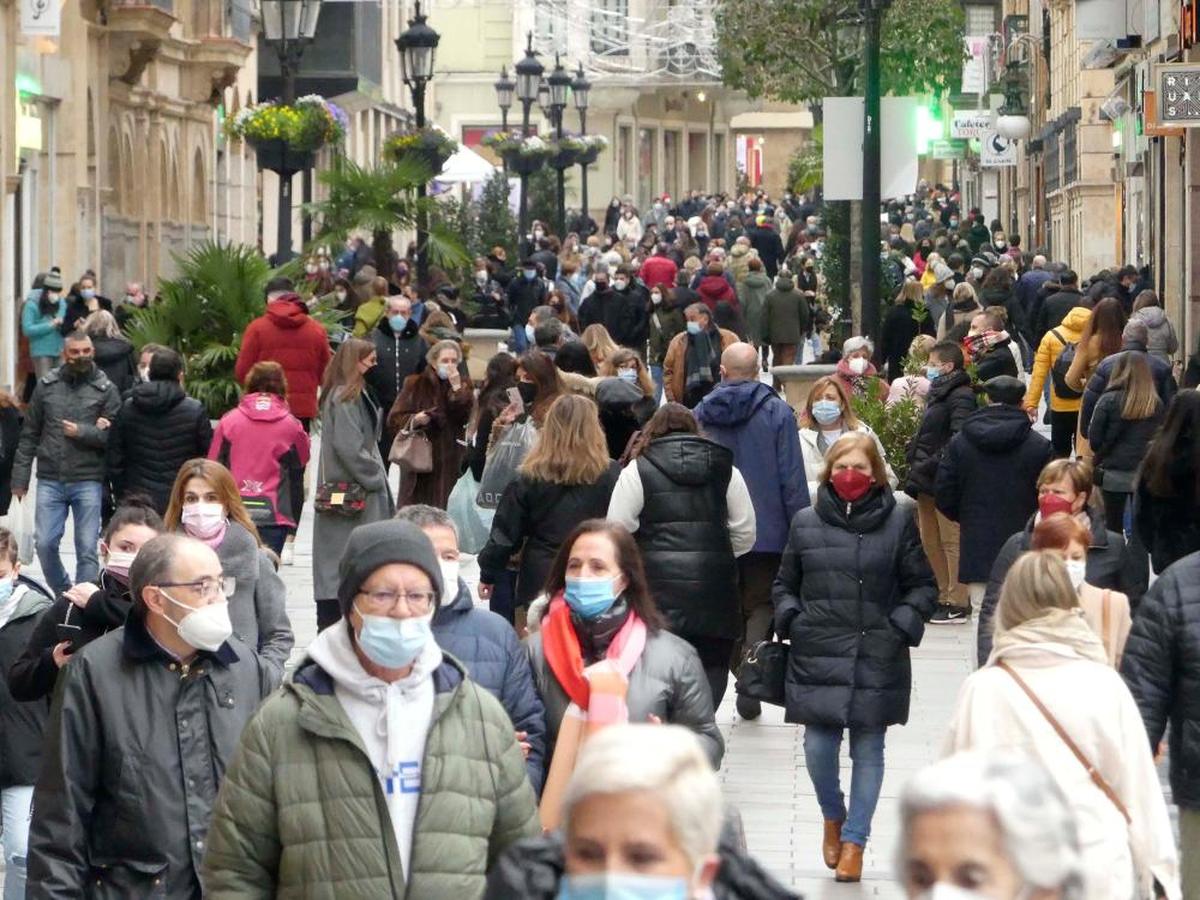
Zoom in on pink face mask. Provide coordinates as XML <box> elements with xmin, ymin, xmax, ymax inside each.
<box><xmin>181</xmin><ymin>502</ymin><xmax>226</xmax><ymax>539</ymax></box>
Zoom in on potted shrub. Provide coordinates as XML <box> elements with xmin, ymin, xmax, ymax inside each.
<box><xmin>383</xmin><ymin>127</ymin><xmax>458</xmax><ymax>175</ymax></box>
<box><xmin>227</xmin><ymin>94</ymin><xmax>348</xmax><ymax>175</ymax></box>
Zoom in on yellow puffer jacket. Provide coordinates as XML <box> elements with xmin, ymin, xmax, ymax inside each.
<box><xmin>1025</xmin><ymin>306</ymin><xmax>1091</xmax><ymax>413</ymax></box>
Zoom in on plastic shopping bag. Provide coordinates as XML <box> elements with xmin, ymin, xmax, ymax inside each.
<box><xmin>448</xmin><ymin>470</ymin><xmax>490</xmax><ymax>555</ymax></box>
<box><xmin>476</xmin><ymin>420</ymin><xmax>537</xmax><ymax>510</ymax></box>
<box><xmin>0</xmin><ymin>497</ymin><xmax>35</xmax><ymax>565</ymax></box>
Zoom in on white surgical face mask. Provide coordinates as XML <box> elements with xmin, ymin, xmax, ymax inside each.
<box><xmin>439</xmin><ymin>559</ymin><xmax>460</xmax><ymax>606</ymax></box>
<box><xmin>916</xmin><ymin>885</ymin><xmax>991</xmax><ymax>900</ymax></box>
<box><xmin>138</xmin><ymin>365</ymin><xmax>150</xmax><ymax>383</ymax></box>
<box><xmin>159</xmin><ymin>591</ymin><xmax>233</xmax><ymax>653</ymax></box>
<box><xmin>1065</xmin><ymin>558</ymin><xmax>1087</xmax><ymax>591</ymax></box>
<box><xmin>848</xmin><ymin>356</ymin><xmax>869</xmax><ymax>375</ymax></box>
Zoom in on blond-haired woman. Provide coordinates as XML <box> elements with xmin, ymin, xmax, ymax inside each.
<box><xmin>313</xmin><ymin>338</ymin><xmax>393</xmax><ymax>630</ymax></box>
<box><xmin>82</xmin><ymin>309</ymin><xmax>137</xmax><ymax>394</ymax></box>
<box><xmin>387</xmin><ymin>338</ymin><xmax>474</xmax><ymax>509</ymax></box>
<box><xmin>946</xmin><ymin>551</ymin><xmax>1179</xmax><ymax>900</ymax></box>
<box><xmin>596</xmin><ymin>348</ymin><xmax>656</xmax><ymax>459</ymax></box>
<box><xmin>937</xmin><ymin>282</ymin><xmax>982</xmax><ymax>341</ymax></box>
<box><xmin>773</xmin><ymin>432</ymin><xmax>937</xmax><ymax>882</ymax></box>
<box><xmin>798</xmin><ymin>376</ymin><xmax>895</xmax><ymax>499</ymax></box>
<box><xmin>477</xmin><ymin>394</ymin><xmax>621</xmax><ymax>612</ymax></box>
<box><xmin>581</xmin><ymin>323</ymin><xmax>620</xmax><ymax>370</ymax></box>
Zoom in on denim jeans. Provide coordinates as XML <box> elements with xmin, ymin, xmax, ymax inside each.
<box><xmin>511</xmin><ymin>323</ymin><xmax>530</xmax><ymax>353</ymax></box>
<box><xmin>650</xmin><ymin>365</ymin><xmax>664</xmax><ymax>404</ymax></box>
<box><xmin>35</xmin><ymin>479</ymin><xmax>102</xmax><ymax>595</ymax></box>
<box><xmin>0</xmin><ymin>784</ymin><xmax>32</xmax><ymax>900</ymax></box>
<box><xmin>258</xmin><ymin>524</ymin><xmax>289</xmax><ymax>557</ymax></box>
<box><xmin>803</xmin><ymin>724</ymin><xmax>887</xmax><ymax>847</ymax></box>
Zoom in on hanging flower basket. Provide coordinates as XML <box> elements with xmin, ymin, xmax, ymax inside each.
<box><xmin>383</xmin><ymin>127</ymin><xmax>459</xmax><ymax>176</ymax></box>
<box><xmin>577</xmin><ymin>134</ymin><xmax>608</xmax><ymax>166</ymax></box>
<box><xmin>251</xmin><ymin>139</ymin><xmax>315</xmax><ymax>177</ymax></box>
<box><xmin>546</xmin><ymin>135</ymin><xmax>586</xmax><ymax>171</ymax></box>
<box><xmin>484</xmin><ymin>131</ymin><xmax>553</xmax><ymax>176</ymax></box>
<box><xmin>227</xmin><ymin>95</ymin><xmax>348</xmax><ymax>159</ymax></box>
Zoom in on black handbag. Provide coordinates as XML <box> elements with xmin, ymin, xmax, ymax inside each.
<box><xmin>734</xmin><ymin>640</ymin><xmax>789</xmax><ymax>707</ymax></box>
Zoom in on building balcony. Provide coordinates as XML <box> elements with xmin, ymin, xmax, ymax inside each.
<box><xmin>105</xmin><ymin>0</ymin><xmax>177</xmax><ymax>85</ymax></box>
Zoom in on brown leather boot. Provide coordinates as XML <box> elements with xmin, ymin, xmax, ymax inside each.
<box><xmin>835</xmin><ymin>842</ymin><xmax>864</xmax><ymax>882</ymax></box>
<box><xmin>821</xmin><ymin>820</ymin><xmax>843</xmax><ymax>869</ymax></box>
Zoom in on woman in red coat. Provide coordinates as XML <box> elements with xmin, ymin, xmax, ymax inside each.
<box><xmin>696</xmin><ymin>262</ymin><xmax>738</xmax><ymax>313</ymax></box>
<box><xmin>388</xmin><ymin>339</ymin><xmax>475</xmax><ymax>509</ymax></box>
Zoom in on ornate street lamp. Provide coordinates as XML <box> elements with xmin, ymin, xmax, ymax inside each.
<box><xmin>259</xmin><ymin>0</ymin><xmax>323</xmax><ymax>262</ymax></box>
<box><xmin>537</xmin><ymin>78</ymin><xmax>552</xmax><ymax>122</ymax></box>
<box><xmin>572</xmin><ymin>62</ymin><xmax>593</xmax><ymax>236</ymax></box>
<box><xmin>548</xmin><ymin>54</ymin><xmax>572</xmax><ymax>234</ymax></box>
<box><xmin>396</xmin><ymin>0</ymin><xmax>441</xmax><ymax>283</ymax></box>
<box><xmin>513</xmin><ymin>33</ymin><xmax>544</xmax><ymax>242</ymax></box>
<box><xmin>494</xmin><ymin>66</ymin><xmax>515</xmax><ymax>131</ymax></box>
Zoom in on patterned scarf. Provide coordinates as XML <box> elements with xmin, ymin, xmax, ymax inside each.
<box><xmin>963</xmin><ymin>329</ymin><xmax>1010</xmax><ymax>364</ymax></box>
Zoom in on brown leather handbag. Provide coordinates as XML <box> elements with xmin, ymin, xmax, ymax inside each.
<box><xmin>389</xmin><ymin>420</ymin><xmax>433</xmax><ymax>472</ymax></box>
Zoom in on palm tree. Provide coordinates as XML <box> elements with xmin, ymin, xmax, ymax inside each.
<box><xmin>307</xmin><ymin>156</ymin><xmax>468</xmax><ymax>278</ymax></box>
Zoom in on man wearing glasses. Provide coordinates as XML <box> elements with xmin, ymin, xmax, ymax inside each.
<box><xmin>27</xmin><ymin>534</ymin><xmax>276</xmax><ymax>899</ymax></box>
<box><xmin>203</xmin><ymin>519</ymin><xmax>539</xmax><ymax>897</ymax></box>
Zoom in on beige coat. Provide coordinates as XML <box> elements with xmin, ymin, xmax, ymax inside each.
<box><xmin>1079</xmin><ymin>582</ymin><xmax>1132</xmax><ymax>668</ymax></box>
<box><xmin>946</xmin><ymin>637</ymin><xmax>1180</xmax><ymax>900</ymax></box>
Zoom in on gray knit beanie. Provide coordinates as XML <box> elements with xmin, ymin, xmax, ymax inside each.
<box><xmin>337</xmin><ymin>520</ymin><xmax>443</xmax><ymax>616</ymax></box>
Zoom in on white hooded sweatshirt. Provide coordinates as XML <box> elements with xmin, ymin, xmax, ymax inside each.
<box><xmin>307</xmin><ymin>621</ymin><xmax>444</xmax><ymax>881</ymax></box>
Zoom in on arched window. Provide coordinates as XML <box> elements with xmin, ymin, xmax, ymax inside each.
<box><xmin>192</xmin><ymin>147</ymin><xmax>208</xmax><ymax>222</ymax></box>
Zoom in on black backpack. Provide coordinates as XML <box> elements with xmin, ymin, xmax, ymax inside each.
<box><xmin>1049</xmin><ymin>329</ymin><xmax>1082</xmax><ymax>400</ymax></box>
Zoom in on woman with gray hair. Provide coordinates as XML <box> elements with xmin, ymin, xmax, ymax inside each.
<box><xmin>899</xmin><ymin>749</ymin><xmax>1085</xmax><ymax>898</ymax></box>
<box><xmin>82</xmin><ymin>309</ymin><xmax>137</xmax><ymax>394</ymax></box>
<box><xmin>484</xmin><ymin>724</ymin><xmax>798</xmax><ymax>899</ymax></box>
<box><xmin>946</xmin><ymin>551</ymin><xmax>1179</xmax><ymax>899</ymax></box>
<box><xmin>835</xmin><ymin>335</ymin><xmax>887</xmax><ymax>400</ymax></box>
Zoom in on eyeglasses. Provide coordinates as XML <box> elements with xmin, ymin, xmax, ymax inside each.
<box><xmin>356</xmin><ymin>589</ymin><xmax>437</xmax><ymax>616</ymax></box>
<box><xmin>157</xmin><ymin>576</ymin><xmax>236</xmax><ymax>600</ymax></box>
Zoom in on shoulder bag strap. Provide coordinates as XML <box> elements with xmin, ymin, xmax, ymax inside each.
<box><xmin>1102</xmin><ymin>590</ymin><xmax>1112</xmax><ymax>656</ymax></box>
<box><xmin>996</xmin><ymin>660</ymin><xmax>1131</xmax><ymax>823</ymax></box>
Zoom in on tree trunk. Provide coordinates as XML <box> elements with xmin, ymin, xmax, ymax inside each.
<box><xmin>849</xmin><ymin>200</ymin><xmax>862</xmax><ymax>336</ymax></box>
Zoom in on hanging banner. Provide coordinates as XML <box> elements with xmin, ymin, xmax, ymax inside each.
<box><xmin>961</xmin><ymin>36</ymin><xmax>991</xmax><ymax>94</ymax></box>
<box><xmin>20</xmin><ymin>0</ymin><xmax>60</xmax><ymax>37</ymax></box>
<box><xmin>980</xmin><ymin>132</ymin><xmax>1018</xmax><ymax>167</ymax></box>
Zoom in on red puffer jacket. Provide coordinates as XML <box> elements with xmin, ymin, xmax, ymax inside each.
<box><xmin>234</xmin><ymin>295</ymin><xmax>332</xmax><ymax>419</ymax></box>
<box><xmin>696</xmin><ymin>274</ymin><xmax>737</xmax><ymax>312</ymax></box>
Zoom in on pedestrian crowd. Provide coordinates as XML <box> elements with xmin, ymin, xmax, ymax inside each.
<box><xmin>0</xmin><ymin>183</ymin><xmax>1195</xmax><ymax>899</ymax></box>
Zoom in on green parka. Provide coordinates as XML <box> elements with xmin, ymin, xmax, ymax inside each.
<box><xmin>202</xmin><ymin>654</ymin><xmax>539</xmax><ymax>899</ymax></box>
<box><xmin>738</xmin><ymin>270</ymin><xmax>772</xmax><ymax>345</ymax></box>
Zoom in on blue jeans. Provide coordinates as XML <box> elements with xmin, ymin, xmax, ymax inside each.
<box><xmin>35</xmin><ymin>479</ymin><xmax>102</xmax><ymax>595</ymax></box>
<box><xmin>803</xmin><ymin>724</ymin><xmax>886</xmax><ymax>847</ymax></box>
<box><xmin>511</xmin><ymin>323</ymin><xmax>530</xmax><ymax>353</ymax></box>
<box><xmin>0</xmin><ymin>784</ymin><xmax>32</xmax><ymax>900</ymax></box>
<box><xmin>650</xmin><ymin>364</ymin><xmax>664</xmax><ymax>404</ymax></box>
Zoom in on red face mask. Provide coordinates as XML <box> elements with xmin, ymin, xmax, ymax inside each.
<box><xmin>1038</xmin><ymin>493</ymin><xmax>1075</xmax><ymax>519</ymax></box>
<box><xmin>831</xmin><ymin>468</ymin><xmax>873</xmax><ymax>503</ymax></box>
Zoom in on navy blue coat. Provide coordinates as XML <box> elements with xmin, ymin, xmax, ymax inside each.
<box><xmin>432</xmin><ymin>580</ymin><xmax>546</xmax><ymax>793</ymax></box>
<box><xmin>772</xmin><ymin>485</ymin><xmax>937</xmax><ymax>728</ymax></box>
<box><xmin>935</xmin><ymin>405</ymin><xmax>1052</xmax><ymax>584</ymax></box>
<box><xmin>1079</xmin><ymin>345</ymin><xmax>1176</xmax><ymax>439</ymax></box>
<box><xmin>694</xmin><ymin>380</ymin><xmax>809</xmax><ymax>554</ymax></box>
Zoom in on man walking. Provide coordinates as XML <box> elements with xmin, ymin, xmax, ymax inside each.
<box><xmin>695</xmin><ymin>343</ymin><xmax>809</xmax><ymax>718</ymax></box>
<box><xmin>234</xmin><ymin>276</ymin><xmax>331</xmax><ymax>432</ymax></box>
<box><xmin>27</xmin><ymin>534</ymin><xmax>276</xmax><ymax>898</ymax></box>
<box><xmin>12</xmin><ymin>331</ymin><xmax>122</xmax><ymax>596</ymax></box>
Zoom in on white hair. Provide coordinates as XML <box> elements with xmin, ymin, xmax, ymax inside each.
<box><xmin>898</xmin><ymin>750</ymin><xmax>1085</xmax><ymax>899</ymax></box>
<box><xmin>562</xmin><ymin>724</ymin><xmax>722</xmax><ymax>868</ymax></box>
<box><xmin>843</xmin><ymin>335</ymin><xmax>874</xmax><ymax>356</ymax></box>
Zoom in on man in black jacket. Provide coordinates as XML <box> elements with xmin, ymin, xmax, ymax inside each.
<box><xmin>935</xmin><ymin>376</ymin><xmax>1052</xmax><ymax>617</ymax></box>
<box><xmin>1122</xmin><ymin>551</ymin><xmax>1200</xmax><ymax>897</ymax></box>
<box><xmin>746</xmin><ymin>214</ymin><xmax>785</xmax><ymax>278</ymax></box>
<box><xmin>107</xmin><ymin>348</ymin><xmax>213</xmax><ymax>514</ymax></box>
<box><xmin>905</xmin><ymin>341</ymin><xmax>978</xmax><ymax>624</ymax></box>
<box><xmin>505</xmin><ymin>260</ymin><xmax>549</xmax><ymax>353</ymax></box>
<box><xmin>608</xmin><ymin>266</ymin><xmax>649</xmax><ymax>352</ymax></box>
<box><xmin>365</xmin><ymin>295</ymin><xmax>427</xmax><ymax>468</ymax></box>
<box><xmin>28</xmin><ymin>534</ymin><xmax>276</xmax><ymax>899</ymax></box>
<box><xmin>1032</xmin><ymin>270</ymin><xmax>1083</xmax><ymax>344</ymax></box>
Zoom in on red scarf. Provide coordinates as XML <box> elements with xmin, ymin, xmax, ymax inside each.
<box><xmin>542</xmin><ymin>594</ymin><xmax>646</xmax><ymax>710</ymax></box>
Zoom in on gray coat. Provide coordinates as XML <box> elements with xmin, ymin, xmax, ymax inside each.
<box><xmin>208</xmin><ymin>521</ymin><xmax>293</xmax><ymax>679</ymax></box>
<box><xmin>313</xmin><ymin>393</ymin><xmax>393</xmax><ymax>600</ymax></box>
<box><xmin>12</xmin><ymin>364</ymin><xmax>122</xmax><ymax>489</ymax></box>
<box><xmin>27</xmin><ymin>607</ymin><xmax>276</xmax><ymax>900</ymax></box>
<box><xmin>525</xmin><ymin>625</ymin><xmax>724</xmax><ymax>767</ymax></box>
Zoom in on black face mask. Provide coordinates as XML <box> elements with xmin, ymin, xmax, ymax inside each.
<box><xmin>65</xmin><ymin>358</ymin><xmax>94</xmax><ymax>378</ymax></box>
<box><xmin>517</xmin><ymin>381</ymin><xmax>537</xmax><ymax>405</ymax></box>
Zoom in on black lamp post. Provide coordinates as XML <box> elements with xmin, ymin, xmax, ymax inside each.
<box><xmin>494</xmin><ymin>66</ymin><xmax>514</xmax><ymax>132</ymax></box>
<box><xmin>513</xmin><ymin>32</ymin><xmax>544</xmax><ymax>244</ymax></box>
<box><xmin>572</xmin><ymin>62</ymin><xmax>591</xmax><ymax>235</ymax></box>
<box><xmin>859</xmin><ymin>0</ymin><xmax>891</xmax><ymax>342</ymax></box>
<box><xmin>260</xmin><ymin>0</ymin><xmax>322</xmax><ymax>263</ymax></box>
<box><xmin>548</xmin><ymin>54</ymin><xmax>572</xmax><ymax>236</ymax></box>
<box><xmin>396</xmin><ymin>0</ymin><xmax>440</xmax><ymax>285</ymax></box>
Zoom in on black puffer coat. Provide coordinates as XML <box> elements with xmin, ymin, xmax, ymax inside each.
<box><xmin>478</xmin><ymin>462</ymin><xmax>622</xmax><ymax>605</ymax></box>
<box><xmin>976</xmin><ymin>512</ymin><xmax>1134</xmax><ymax>666</ymax></box>
<box><xmin>772</xmin><ymin>485</ymin><xmax>937</xmax><ymax>728</ymax></box>
<box><xmin>1121</xmin><ymin>551</ymin><xmax>1200</xmax><ymax>808</ymax></box>
<box><xmin>635</xmin><ymin>434</ymin><xmax>738</xmax><ymax>639</ymax></box>
<box><xmin>108</xmin><ymin>380</ymin><xmax>213</xmax><ymax>513</ymax></box>
<box><xmin>0</xmin><ymin>578</ymin><xmax>53</xmax><ymax>787</ymax></box>
<box><xmin>91</xmin><ymin>335</ymin><xmax>137</xmax><ymax>396</ymax></box>
<box><xmin>1088</xmin><ymin>389</ymin><xmax>1165</xmax><ymax>477</ymax></box>
<box><xmin>364</xmin><ymin>317</ymin><xmax>426</xmax><ymax>421</ymax></box>
<box><xmin>484</xmin><ymin>829</ymin><xmax>800</xmax><ymax>900</ymax></box>
<box><xmin>935</xmin><ymin>405</ymin><xmax>1052</xmax><ymax>583</ymax></box>
<box><xmin>904</xmin><ymin>369</ymin><xmax>978</xmax><ymax>497</ymax></box>
<box><xmin>1136</xmin><ymin>470</ymin><xmax>1200</xmax><ymax>575</ymax></box>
